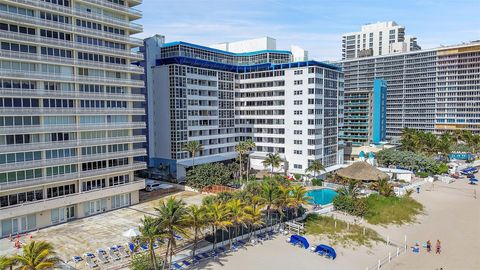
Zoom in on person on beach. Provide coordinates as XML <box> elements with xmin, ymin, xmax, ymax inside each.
<box><xmin>426</xmin><ymin>240</ymin><xmax>431</xmax><ymax>252</ymax></box>
<box><xmin>436</xmin><ymin>240</ymin><xmax>441</xmax><ymax>254</ymax></box>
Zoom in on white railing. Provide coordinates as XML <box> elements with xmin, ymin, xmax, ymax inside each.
<box><xmin>0</xmin><ymin>88</ymin><xmax>145</xmax><ymax>101</ymax></box>
<box><xmin>0</xmin><ymin>122</ymin><xmax>147</xmax><ymax>135</ymax></box>
<box><xmin>0</xmin><ymin>135</ymin><xmax>146</xmax><ymax>153</ymax></box>
<box><xmin>366</xmin><ymin>240</ymin><xmax>407</xmax><ymax>270</ymax></box>
<box><xmin>394</xmin><ymin>180</ymin><xmax>427</xmax><ymax>196</ymax></box>
<box><xmin>0</xmin><ymin>162</ymin><xmax>147</xmax><ymax>191</ymax></box>
<box><xmin>0</xmin><ymin>107</ymin><xmax>145</xmax><ymax>116</ymax></box>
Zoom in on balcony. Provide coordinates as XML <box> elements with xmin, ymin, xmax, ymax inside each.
<box><xmin>0</xmin><ymin>89</ymin><xmax>145</xmax><ymax>102</ymax></box>
<box><xmin>0</xmin><ymin>149</ymin><xmax>147</xmax><ymax>172</ymax></box>
<box><xmin>79</xmin><ymin>0</ymin><xmax>143</xmax><ymax>18</ymax></box>
<box><xmin>0</xmin><ymin>122</ymin><xmax>147</xmax><ymax>135</ymax></box>
<box><xmin>0</xmin><ymin>107</ymin><xmax>145</xmax><ymax>116</ymax></box>
<box><xmin>0</xmin><ymin>162</ymin><xmax>147</xmax><ymax>191</ymax></box>
<box><xmin>0</xmin><ymin>179</ymin><xmax>146</xmax><ymax>220</ymax></box>
<box><xmin>0</xmin><ymin>50</ymin><xmax>143</xmax><ymax>73</ymax></box>
<box><xmin>0</xmin><ymin>135</ymin><xmax>146</xmax><ymax>153</ymax></box>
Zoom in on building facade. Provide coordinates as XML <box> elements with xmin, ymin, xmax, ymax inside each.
<box><xmin>340</xmin><ymin>79</ymin><xmax>387</xmax><ymax>146</ymax></box>
<box><xmin>144</xmin><ymin>36</ymin><xmax>344</xmax><ymax>179</ymax></box>
<box><xmin>0</xmin><ymin>0</ymin><xmax>146</xmax><ymax>237</ymax></box>
<box><xmin>342</xmin><ymin>42</ymin><xmax>480</xmax><ymax>140</ymax></box>
<box><xmin>342</xmin><ymin>21</ymin><xmax>421</xmax><ymax>60</ymax></box>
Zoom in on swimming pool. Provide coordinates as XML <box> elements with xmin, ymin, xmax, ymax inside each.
<box><xmin>306</xmin><ymin>188</ymin><xmax>338</xmax><ymax>205</ymax></box>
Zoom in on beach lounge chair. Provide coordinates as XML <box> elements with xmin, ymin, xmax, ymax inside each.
<box><xmin>72</xmin><ymin>256</ymin><xmax>82</xmax><ymax>263</ymax></box>
<box><xmin>84</xmin><ymin>252</ymin><xmax>95</xmax><ymax>258</ymax></box>
<box><xmin>85</xmin><ymin>257</ymin><xmax>97</xmax><ymax>269</ymax></box>
<box><xmin>182</xmin><ymin>260</ymin><xmax>192</xmax><ymax>267</ymax></box>
<box><xmin>117</xmin><ymin>245</ymin><xmax>130</xmax><ymax>258</ymax></box>
<box><xmin>108</xmin><ymin>248</ymin><xmax>120</xmax><ymax>260</ymax></box>
<box><xmin>193</xmin><ymin>255</ymin><xmax>202</xmax><ymax>263</ymax></box>
<box><xmin>96</xmin><ymin>250</ymin><xmax>109</xmax><ymax>264</ymax></box>
<box><xmin>171</xmin><ymin>262</ymin><xmax>183</xmax><ymax>270</ymax></box>
<box><xmin>140</xmin><ymin>243</ymin><xmax>149</xmax><ymax>252</ymax></box>
<box><xmin>199</xmin><ymin>252</ymin><xmax>210</xmax><ymax>259</ymax></box>
<box><xmin>128</xmin><ymin>242</ymin><xmax>136</xmax><ymax>253</ymax></box>
<box><xmin>217</xmin><ymin>246</ymin><xmax>227</xmax><ymax>254</ymax></box>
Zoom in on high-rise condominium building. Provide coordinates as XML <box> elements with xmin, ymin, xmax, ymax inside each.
<box><xmin>0</xmin><ymin>0</ymin><xmax>146</xmax><ymax>237</ymax></box>
<box><xmin>143</xmin><ymin>36</ymin><xmax>344</xmax><ymax>179</ymax></box>
<box><xmin>342</xmin><ymin>21</ymin><xmax>421</xmax><ymax>60</ymax></box>
<box><xmin>342</xmin><ymin>41</ymin><xmax>480</xmax><ymax>140</ymax></box>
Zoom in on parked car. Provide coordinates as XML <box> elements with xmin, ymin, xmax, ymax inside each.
<box><xmin>145</xmin><ymin>182</ymin><xmax>162</xmax><ymax>192</ymax></box>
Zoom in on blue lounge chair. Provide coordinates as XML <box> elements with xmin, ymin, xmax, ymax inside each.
<box><xmin>72</xmin><ymin>256</ymin><xmax>82</xmax><ymax>263</ymax></box>
<box><xmin>182</xmin><ymin>260</ymin><xmax>191</xmax><ymax>267</ymax></box>
<box><xmin>171</xmin><ymin>262</ymin><xmax>183</xmax><ymax>270</ymax></box>
<box><xmin>217</xmin><ymin>246</ymin><xmax>227</xmax><ymax>253</ymax></box>
<box><xmin>128</xmin><ymin>242</ymin><xmax>136</xmax><ymax>253</ymax></box>
<box><xmin>193</xmin><ymin>255</ymin><xmax>202</xmax><ymax>263</ymax></box>
<box><xmin>84</xmin><ymin>252</ymin><xmax>95</xmax><ymax>258</ymax></box>
<box><xmin>140</xmin><ymin>243</ymin><xmax>149</xmax><ymax>252</ymax></box>
<box><xmin>200</xmin><ymin>252</ymin><xmax>210</xmax><ymax>259</ymax></box>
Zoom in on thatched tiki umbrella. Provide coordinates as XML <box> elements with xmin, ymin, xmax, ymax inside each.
<box><xmin>336</xmin><ymin>161</ymin><xmax>389</xmax><ymax>183</ymax></box>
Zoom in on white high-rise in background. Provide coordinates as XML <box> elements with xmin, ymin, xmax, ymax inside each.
<box><xmin>342</xmin><ymin>21</ymin><xmax>421</xmax><ymax>60</ymax></box>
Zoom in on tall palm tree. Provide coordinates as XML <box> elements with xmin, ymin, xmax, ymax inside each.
<box><xmin>288</xmin><ymin>185</ymin><xmax>310</xmax><ymax>217</ymax></box>
<box><xmin>437</xmin><ymin>133</ymin><xmax>453</xmax><ymax>159</ymax></box>
<box><xmin>226</xmin><ymin>199</ymin><xmax>246</xmax><ymax>247</ymax></box>
<box><xmin>262</xmin><ymin>153</ymin><xmax>283</xmax><ymax>176</ymax></box>
<box><xmin>337</xmin><ymin>179</ymin><xmax>361</xmax><ymax>198</ymax></box>
<box><xmin>244</xmin><ymin>139</ymin><xmax>256</xmax><ymax>181</ymax></box>
<box><xmin>235</xmin><ymin>142</ymin><xmax>248</xmax><ymax>181</ymax></box>
<box><xmin>185</xmin><ymin>205</ymin><xmax>206</xmax><ymax>257</ymax></box>
<box><xmin>183</xmin><ymin>141</ymin><xmax>203</xmax><ymax>168</ymax></box>
<box><xmin>260</xmin><ymin>180</ymin><xmax>279</xmax><ymax>225</ymax></box>
<box><xmin>155</xmin><ymin>197</ymin><xmax>189</xmax><ymax>270</ymax></box>
<box><xmin>204</xmin><ymin>203</ymin><xmax>231</xmax><ymax>250</ymax></box>
<box><xmin>1</xmin><ymin>240</ymin><xmax>60</xmax><ymax>270</ymax></box>
<box><xmin>274</xmin><ymin>185</ymin><xmax>291</xmax><ymax>221</ymax></box>
<box><xmin>306</xmin><ymin>160</ymin><xmax>325</xmax><ymax>180</ymax></box>
<box><xmin>139</xmin><ymin>216</ymin><xmax>164</xmax><ymax>269</ymax></box>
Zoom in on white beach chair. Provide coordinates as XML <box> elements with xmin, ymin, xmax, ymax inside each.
<box><xmin>109</xmin><ymin>248</ymin><xmax>120</xmax><ymax>261</ymax></box>
<box><xmin>96</xmin><ymin>250</ymin><xmax>109</xmax><ymax>264</ymax></box>
<box><xmin>85</xmin><ymin>257</ymin><xmax>97</xmax><ymax>268</ymax></box>
<box><xmin>118</xmin><ymin>245</ymin><xmax>130</xmax><ymax>258</ymax></box>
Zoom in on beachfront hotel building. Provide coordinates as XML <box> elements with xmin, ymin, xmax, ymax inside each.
<box><xmin>342</xmin><ymin>41</ymin><xmax>480</xmax><ymax>140</ymax></box>
<box><xmin>0</xmin><ymin>0</ymin><xmax>146</xmax><ymax>237</ymax></box>
<box><xmin>143</xmin><ymin>36</ymin><xmax>344</xmax><ymax>179</ymax></box>
<box><xmin>342</xmin><ymin>21</ymin><xmax>421</xmax><ymax>60</ymax></box>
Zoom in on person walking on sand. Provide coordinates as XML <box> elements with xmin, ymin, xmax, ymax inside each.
<box><xmin>426</xmin><ymin>240</ymin><xmax>431</xmax><ymax>252</ymax></box>
<box><xmin>436</xmin><ymin>240</ymin><xmax>441</xmax><ymax>254</ymax></box>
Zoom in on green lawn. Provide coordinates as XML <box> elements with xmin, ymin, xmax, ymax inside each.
<box><xmin>304</xmin><ymin>214</ymin><xmax>384</xmax><ymax>247</ymax></box>
<box><xmin>364</xmin><ymin>194</ymin><xmax>424</xmax><ymax>226</ymax></box>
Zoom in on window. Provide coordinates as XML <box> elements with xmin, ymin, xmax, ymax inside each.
<box><xmin>294</xmin><ymin>80</ymin><xmax>303</xmax><ymax>85</ymax></box>
<box><xmin>294</xmin><ymin>90</ymin><xmax>303</xmax><ymax>95</ymax></box>
<box><xmin>294</xmin><ymin>130</ymin><xmax>302</xmax><ymax>135</ymax></box>
<box><xmin>294</xmin><ymin>150</ymin><xmax>302</xmax><ymax>155</ymax></box>
<box><xmin>293</xmin><ymin>120</ymin><xmax>302</xmax><ymax>125</ymax></box>
<box><xmin>294</xmin><ymin>100</ymin><xmax>302</xmax><ymax>105</ymax></box>
<box><xmin>293</xmin><ymin>140</ymin><xmax>302</xmax><ymax>145</ymax></box>
<box><xmin>294</xmin><ymin>164</ymin><xmax>303</xmax><ymax>169</ymax></box>
<box><xmin>294</xmin><ymin>110</ymin><xmax>303</xmax><ymax>115</ymax></box>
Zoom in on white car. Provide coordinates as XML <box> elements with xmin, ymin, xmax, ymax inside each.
<box><xmin>145</xmin><ymin>182</ymin><xmax>174</xmax><ymax>192</ymax></box>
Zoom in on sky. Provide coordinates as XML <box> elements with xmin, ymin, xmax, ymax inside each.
<box><xmin>136</xmin><ymin>0</ymin><xmax>480</xmax><ymax>61</ymax></box>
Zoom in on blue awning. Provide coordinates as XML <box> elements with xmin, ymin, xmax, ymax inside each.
<box><xmin>290</xmin><ymin>235</ymin><xmax>309</xmax><ymax>249</ymax></box>
<box><xmin>315</xmin><ymin>244</ymin><xmax>337</xmax><ymax>259</ymax></box>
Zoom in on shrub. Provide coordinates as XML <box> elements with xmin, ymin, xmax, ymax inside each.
<box><xmin>130</xmin><ymin>253</ymin><xmax>159</xmax><ymax>270</ymax></box>
<box><xmin>417</xmin><ymin>171</ymin><xmax>429</xmax><ymax>178</ymax></box>
<box><xmin>333</xmin><ymin>195</ymin><xmax>367</xmax><ymax>217</ymax></box>
<box><xmin>311</xmin><ymin>178</ymin><xmax>323</xmax><ymax>186</ymax></box>
<box><xmin>186</xmin><ymin>163</ymin><xmax>234</xmax><ymax>189</ymax></box>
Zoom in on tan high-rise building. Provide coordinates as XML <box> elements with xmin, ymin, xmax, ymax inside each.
<box><xmin>0</xmin><ymin>0</ymin><xmax>146</xmax><ymax>237</ymax></box>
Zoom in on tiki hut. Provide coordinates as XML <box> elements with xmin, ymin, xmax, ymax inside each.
<box><xmin>336</xmin><ymin>161</ymin><xmax>389</xmax><ymax>182</ymax></box>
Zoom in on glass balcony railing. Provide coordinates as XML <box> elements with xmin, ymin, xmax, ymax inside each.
<box><xmin>0</xmin><ymin>89</ymin><xmax>145</xmax><ymax>102</ymax></box>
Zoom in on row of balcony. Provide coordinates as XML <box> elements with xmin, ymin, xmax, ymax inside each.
<box><xmin>0</xmin><ymin>10</ymin><xmax>143</xmax><ymax>46</ymax></box>
<box><xmin>0</xmin><ymin>161</ymin><xmax>146</xmax><ymax>191</ymax></box>
<box><xmin>0</xmin><ymin>148</ymin><xmax>146</xmax><ymax>172</ymax></box>
<box><xmin>9</xmin><ymin>0</ymin><xmax>142</xmax><ymax>30</ymax></box>
<box><xmin>0</xmin><ymin>135</ymin><xmax>146</xmax><ymax>153</ymax></box>
<box><xmin>0</xmin><ymin>50</ymin><xmax>144</xmax><ymax>73</ymax></box>
<box><xmin>0</xmin><ymin>31</ymin><xmax>143</xmax><ymax>60</ymax></box>
<box><xmin>0</xmin><ymin>70</ymin><xmax>144</xmax><ymax>87</ymax></box>
<box><xmin>0</xmin><ymin>122</ymin><xmax>146</xmax><ymax>135</ymax></box>
<box><xmin>0</xmin><ymin>178</ymin><xmax>146</xmax><ymax>220</ymax></box>
<box><xmin>0</xmin><ymin>107</ymin><xmax>145</xmax><ymax>116</ymax></box>
<box><xmin>0</xmin><ymin>88</ymin><xmax>145</xmax><ymax>102</ymax></box>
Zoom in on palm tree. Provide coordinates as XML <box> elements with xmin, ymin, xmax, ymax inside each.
<box><xmin>262</xmin><ymin>153</ymin><xmax>283</xmax><ymax>176</ymax></box>
<box><xmin>288</xmin><ymin>185</ymin><xmax>310</xmax><ymax>217</ymax></box>
<box><xmin>437</xmin><ymin>133</ymin><xmax>453</xmax><ymax>159</ymax></box>
<box><xmin>260</xmin><ymin>180</ymin><xmax>279</xmax><ymax>226</ymax></box>
<box><xmin>244</xmin><ymin>139</ymin><xmax>256</xmax><ymax>181</ymax></box>
<box><xmin>183</xmin><ymin>141</ymin><xmax>203</xmax><ymax>168</ymax></box>
<box><xmin>369</xmin><ymin>178</ymin><xmax>394</xmax><ymax>197</ymax></box>
<box><xmin>139</xmin><ymin>216</ymin><xmax>164</xmax><ymax>269</ymax></box>
<box><xmin>1</xmin><ymin>240</ymin><xmax>60</xmax><ymax>270</ymax></box>
<box><xmin>274</xmin><ymin>185</ymin><xmax>291</xmax><ymax>221</ymax></box>
<box><xmin>244</xmin><ymin>205</ymin><xmax>264</xmax><ymax>237</ymax></box>
<box><xmin>185</xmin><ymin>205</ymin><xmax>206</xmax><ymax>257</ymax></box>
<box><xmin>204</xmin><ymin>202</ymin><xmax>231</xmax><ymax>250</ymax></box>
<box><xmin>337</xmin><ymin>179</ymin><xmax>361</xmax><ymax>198</ymax></box>
<box><xmin>235</xmin><ymin>142</ymin><xmax>248</xmax><ymax>181</ymax></box>
<box><xmin>226</xmin><ymin>199</ymin><xmax>246</xmax><ymax>247</ymax></box>
<box><xmin>306</xmin><ymin>160</ymin><xmax>325</xmax><ymax>180</ymax></box>
<box><xmin>155</xmin><ymin>197</ymin><xmax>189</xmax><ymax>270</ymax></box>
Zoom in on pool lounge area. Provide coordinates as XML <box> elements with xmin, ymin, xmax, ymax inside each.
<box><xmin>306</xmin><ymin>188</ymin><xmax>338</xmax><ymax>205</ymax></box>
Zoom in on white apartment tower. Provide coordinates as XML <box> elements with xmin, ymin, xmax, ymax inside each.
<box><xmin>342</xmin><ymin>21</ymin><xmax>421</xmax><ymax>60</ymax></box>
<box><xmin>0</xmin><ymin>0</ymin><xmax>146</xmax><ymax>237</ymax></box>
<box><xmin>144</xmin><ymin>36</ymin><xmax>344</xmax><ymax>179</ymax></box>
